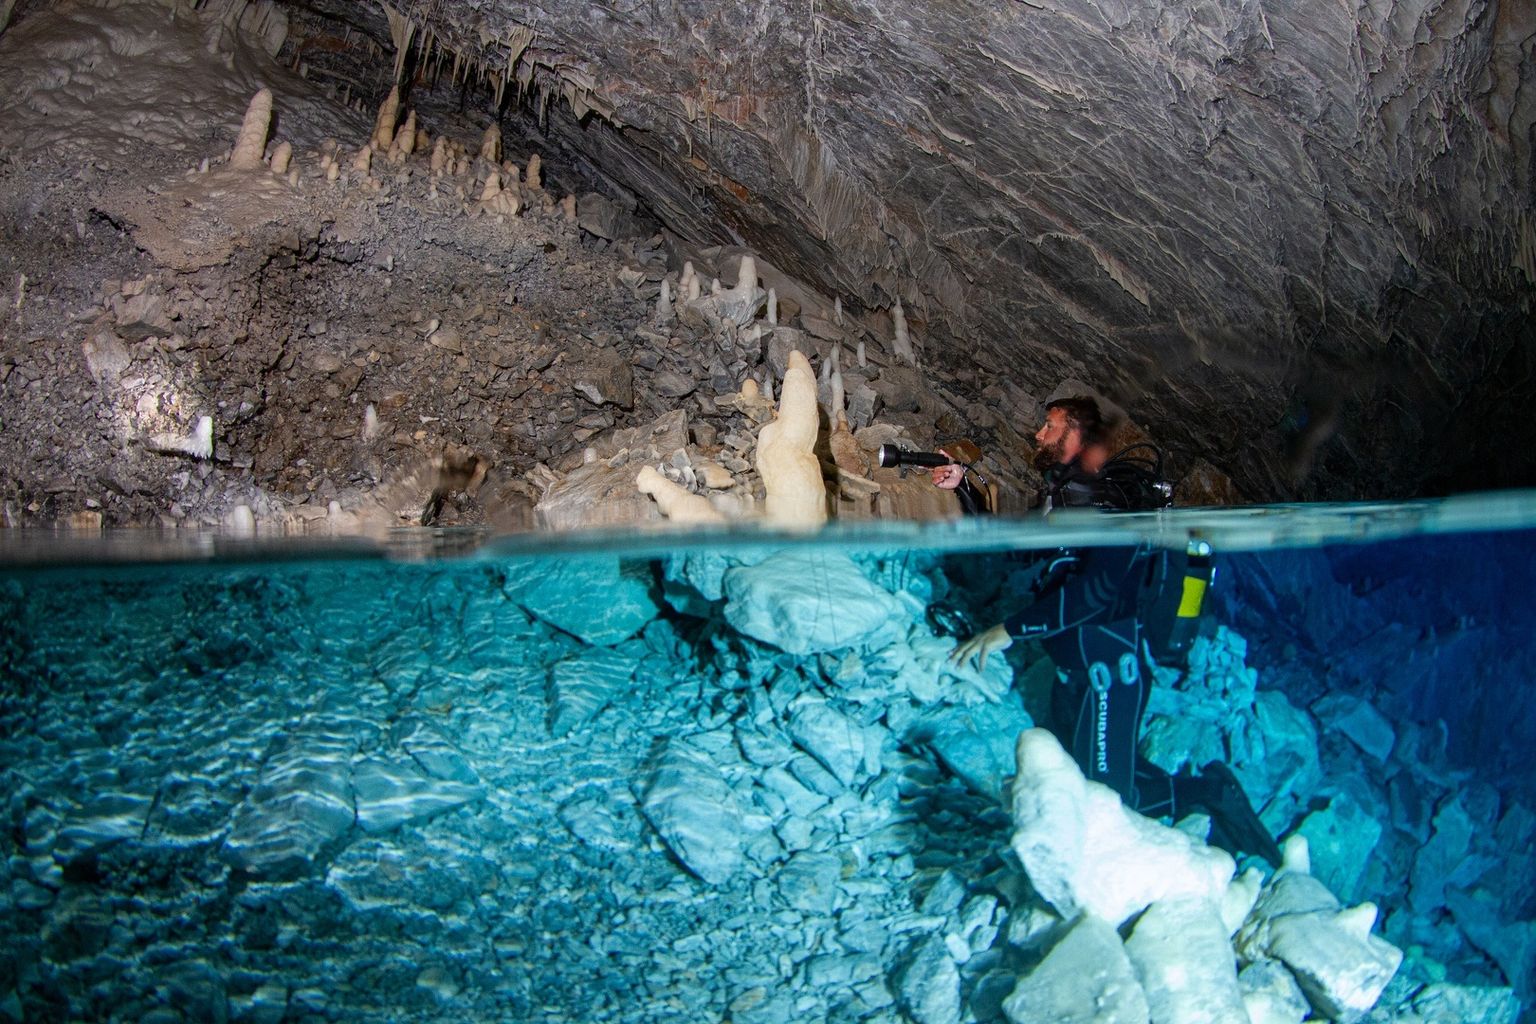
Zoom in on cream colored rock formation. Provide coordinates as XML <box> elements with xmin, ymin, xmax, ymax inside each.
<box><xmin>371</xmin><ymin>85</ymin><xmax>400</xmax><ymax>150</ymax></box>
<box><xmin>229</xmin><ymin>87</ymin><xmax>272</xmax><ymax>170</ymax></box>
<box><xmin>268</xmin><ymin>140</ymin><xmax>291</xmax><ymax>174</ymax></box>
<box><xmin>635</xmin><ymin>465</ymin><xmax>724</xmax><ymax>523</ymax></box>
<box><xmin>756</xmin><ymin>350</ymin><xmax>826</xmax><ymax>527</ymax></box>
<box><xmin>525</xmin><ymin>152</ymin><xmax>542</xmax><ymax>189</ymax></box>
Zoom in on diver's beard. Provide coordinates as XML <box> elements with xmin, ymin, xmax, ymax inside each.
<box><xmin>1032</xmin><ymin>444</ymin><xmax>1064</xmax><ymax>472</ymax></box>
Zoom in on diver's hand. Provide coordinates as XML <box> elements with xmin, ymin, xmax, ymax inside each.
<box><xmin>949</xmin><ymin>623</ymin><xmax>1012</xmax><ymax>670</ymax></box>
<box><xmin>930</xmin><ymin>450</ymin><xmax>964</xmax><ymax>490</ymax></box>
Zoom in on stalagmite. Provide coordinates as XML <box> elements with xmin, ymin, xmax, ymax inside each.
<box><xmin>834</xmin><ymin>296</ymin><xmax>844</xmax><ymax>326</ymax></box>
<box><xmin>387</xmin><ymin>110</ymin><xmax>417</xmax><ymax>163</ymax></box>
<box><xmin>892</xmin><ymin>297</ymin><xmax>914</xmax><ymax>364</ymax></box>
<box><xmin>856</xmin><ymin>340</ymin><xmax>866</xmax><ymax>367</ymax></box>
<box><xmin>636</xmin><ymin>466</ymin><xmax>724</xmax><ymax>523</ymax></box>
<box><xmin>525</xmin><ymin>152</ymin><xmax>542</xmax><ymax>189</ymax></box>
<box><xmin>480</xmin><ymin>171</ymin><xmax>502</xmax><ymax>203</ymax></box>
<box><xmin>372</xmin><ymin>85</ymin><xmax>400</xmax><ymax>151</ymax></box>
<box><xmin>230</xmin><ymin>88</ymin><xmax>273</xmax><ymax>171</ymax></box>
<box><xmin>351</xmin><ymin>146</ymin><xmax>373</xmax><ymax>174</ymax></box>
<box><xmin>480</xmin><ymin>124</ymin><xmax>501</xmax><ymax>163</ymax></box>
<box><xmin>268</xmin><ymin>140</ymin><xmax>291</xmax><ymax>174</ymax></box>
<box><xmin>430</xmin><ymin>137</ymin><xmax>448</xmax><ymax>175</ymax></box>
<box><xmin>560</xmin><ymin>194</ymin><xmax>577</xmax><ymax>220</ymax></box>
<box><xmin>735</xmin><ymin>256</ymin><xmax>758</xmax><ymax>299</ymax></box>
<box><xmin>656</xmin><ymin>278</ymin><xmax>673</xmax><ymax>322</ymax></box>
<box><xmin>756</xmin><ymin>350</ymin><xmax>826</xmax><ymax>528</ymax></box>
<box><xmin>767</xmin><ymin>287</ymin><xmax>778</xmax><ymax>325</ymax></box>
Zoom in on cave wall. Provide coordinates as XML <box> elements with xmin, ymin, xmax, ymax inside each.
<box><xmin>356</xmin><ymin>0</ymin><xmax>1533</xmax><ymax>499</ymax></box>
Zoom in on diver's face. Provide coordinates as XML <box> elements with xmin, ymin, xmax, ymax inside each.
<box><xmin>1033</xmin><ymin>408</ymin><xmax>1083</xmax><ymax>470</ymax></box>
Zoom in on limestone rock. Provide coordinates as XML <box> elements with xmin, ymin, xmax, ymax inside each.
<box><xmin>1123</xmin><ymin>897</ymin><xmax>1248</xmax><ymax>1024</ymax></box>
<box><xmin>640</xmin><ymin>741</ymin><xmax>744</xmax><ymax>885</ymax></box>
<box><xmin>1008</xmin><ymin>728</ymin><xmax>1236</xmax><ymax>927</ymax></box>
<box><xmin>351</xmin><ymin>758</ymin><xmax>484</xmax><ymax>833</ymax></box>
<box><xmin>722</xmin><ymin>550</ymin><xmax>908</xmax><ymax>654</ymax></box>
<box><xmin>512</xmin><ymin>556</ymin><xmax>661</xmax><ymax>645</ymax></box>
<box><xmin>547</xmin><ymin>646</ymin><xmax>639</xmax><ymax>735</ymax></box>
<box><xmin>1003</xmin><ymin>913</ymin><xmax>1150</xmax><ymax>1024</ymax></box>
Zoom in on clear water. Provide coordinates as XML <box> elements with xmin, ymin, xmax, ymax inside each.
<box><xmin>2</xmin><ymin>496</ymin><xmax>1533</xmax><ymax>1024</ymax></box>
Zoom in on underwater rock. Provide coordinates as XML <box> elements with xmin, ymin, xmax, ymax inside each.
<box><xmin>1235</xmin><ymin>838</ymin><xmax>1402</xmax><ymax>1021</ymax></box>
<box><xmin>558</xmin><ymin>789</ymin><xmax>642</xmax><ymax>852</ymax></box>
<box><xmin>1406</xmin><ymin>981</ymin><xmax>1521</xmax><ymax>1024</ymax></box>
<box><xmin>903</xmin><ymin>691</ymin><xmax>1033</xmax><ymax>801</ymax></box>
<box><xmin>722</xmin><ymin>550</ymin><xmax>908</xmax><ymax>654</ymax></box>
<box><xmin>1123</xmin><ymin>897</ymin><xmax>1248</xmax><ymax>1024</ymax></box>
<box><xmin>1295</xmin><ymin>790</ymin><xmax>1383</xmax><ymax>902</ymax></box>
<box><xmin>1237</xmin><ymin>959</ymin><xmax>1311</xmax><ymax>1024</ymax></box>
<box><xmin>222</xmin><ymin>728</ymin><xmax>358</xmax><ymax>878</ymax></box>
<box><xmin>776</xmin><ymin>849</ymin><xmax>842</xmax><ymax>915</ymax></box>
<box><xmin>1311</xmin><ymin>693</ymin><xmax>1395</xmax><ymax>763</ymax></box>
<box><xmin>641</xmin><ymin>740</ymin><xmax>744</xmax><ymax>885</ymax></box>
<box><xmin>513</xmin><ymin>556</ymin><xmax>661</xmax><ymax>646</ymax></box>
<box><xmin>786</xmin><ymin>698</ymin><xmax>864</xmax><ymax>787</ymax></box>
<box><xmin>547</xmin><ymin>646</ymin><xmax>640</xmax><ymax>736</ymax></box>
<box><xmin>396</xmin><ymin>719</ymin><xmax>479</xmax><ymax>785</ymax></box>
<box><xmin>1002</xmin><ymin>912</ymin><xmax>1150</xmax><ymax>1024</ymax></box>
<box><xmin>351</xmin><ymin>758</ymin><xmax>484</xmax><ymax>833</ymax></box>
<box><xmin>895</xmin><ymin>932</ymin><xmax>961</xmax><ymax>1024</ymax></box>
<box><xmin>1009</xmin><ymin>729</ymin><xmax>1235</xmax><ymax>927</ymax></box>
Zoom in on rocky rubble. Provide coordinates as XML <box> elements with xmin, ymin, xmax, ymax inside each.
<box><xmin>0</xmin><ymin>541</ymin><xmax>1523</xmax><ymax>1023</ymax></box>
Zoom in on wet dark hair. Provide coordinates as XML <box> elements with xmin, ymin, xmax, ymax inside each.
<box><xmin>1044</xmin><ymin>396</ymin><xmax>1105</xmax><ymax>445</ymax></box>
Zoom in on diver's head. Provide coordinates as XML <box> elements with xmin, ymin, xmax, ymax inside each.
<box><xmin>1034</xmin><ymin>396</ymin><xmax>1104</xmax><ymax>471</ymax></box>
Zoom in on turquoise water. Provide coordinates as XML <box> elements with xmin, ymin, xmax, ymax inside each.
<box><xmin>1</xmin><ymin>497</ymin><xmax>1533</xmax><ymax>1023</ymax></box>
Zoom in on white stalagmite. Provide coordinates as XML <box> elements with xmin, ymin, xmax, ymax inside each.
<box><xmin>268</xmin><ymin>140</ymin><xmax>292</xmax><ymax>174</ymax></box>
<box><xmin>833</xmin><ymin>296</ymin><xmax>844</xmax><ymax>325</ymax></box>
<box><xmin>525</xmin><ymin>152</ymin><xmax>542</xmax><ymax>189</ymax></box>
<box><xmin>1009</xmin><ymin>728</ymin><xmax>1236</xmax><ymax>927</ymax></box>
<box><xmin>656</xmin><ymin>278</ymin><xmax>673</xmax><ymax>322</ymax></box>
<box><xmin>735</xmin><ymin>256</ymin><xmax>758</xmax><ymax>298</ymax></box>
<box><xmin>856</xmin><ymin>340</ymin><xmax>866</xmax><ymax>367</ymax></box>
<box><xmin>372</xmin><ymin>85</ymin><xmax>400</xmax><ymax>150</ymax></box>
<box><xmin>767</xmin><ymin>287</ymin><xmax>778</xmax><ymax>325</ymax></box>
<box><xmin>892</xmin><ymin>297</ymin><xmax>915</xmax><ymax>364</ymax></box>
<box><xmin>230</xmin><ymin>88</ymin><xmax>273</xmax><ymax>170</ymax></box>
<box><xmin>480</xmin><ymin>123</ymin><xmax>501</xmax><ymax>163</ymax></box>
<box><xmin>756</xmin><ymin>350</ymin><xmax>826</xmax><ymax>528</ymax></box>
<box><xmin>830</xmin><ymin>346</ymin><xmax>845</xmax><ymax>425</ymax></box>
<box><xmin>636</xmin><ymin>466</ymin><xmax>724</xmax><ymax>523</ymax></box>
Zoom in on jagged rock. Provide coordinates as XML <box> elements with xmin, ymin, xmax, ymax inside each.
<box><xmin>1235</xmin><ymin>839</ymin><xmax>1402</xmax><ymax>1022</ymax></box>
<box><xmin>558</xmin><ymin>789</ymin><xmax>642</xmax><ymax>852</ymax></box>
<box><xmin>722</xmin><ymin>550</ymin><xmax>909</xmax><ymax>654</ymax></box>
<box><xmin>895</xmin><ymin>933</ymin><xmax>961</xmax><ymax>1024</ymax></box>
<box><xmin>901</xmin><ymin>691</ymin><xmax>1032</xmax><ymax>801</ymax></box>
<box><xmin>1295</xmin><ymin>790</ymin><xmax>1383</xmax><ymax>902</ymax></box>
<box><xmin>785</xmin><ymin>698</ymin><xmax>863</xmax><ymax>787</ymax></box>
<box><xmin>80</xmin><ymin>330</ymin><xmax>131</xmax><ymax>383</ymax></box>
<box><xmin>1407</xmin><ymin>982</ymin><xmax>1521</xmax><ymax>1024</ymax></box>
<box><xmin>510</xmin><ymin>555</ymin><xmax>661</xmax><ymax>645</ymax></box>
<box><xmin>351</xmin><ymin>758</ymin><xmax>484</xmax><ymax>833</ymax></box>
<box><xmin>1123</xmin><ymin>897</ymin><xmax>1248</xmax><ymax>1024</ymax></box>
<box><xmin>777</xmin><ymin>850</ymin><xmax>842</xmax><ymax>914</ymax></box>
<box><xmin>1238</xmin><ymin>960</ymin><xmax>1310</xmax><ymax>1024</ymax></box>
<box><xmin>640</xmin><ymin>740</ymin><xmax>744</xmax><ymax>885</ymax></box>
<box><xmin>571</xmin><ymin>348</ymin><xmax>635</xmax><ymax>408</ymax></box>
<box><xmin>1312</xmin><ymin>693</ymin><xmax>1396</xmax><ymax>762</ymax></box>
<box><xmin>546</xmin><ymin>646</ymin><xmax>640</xmax><ymax>735</ymax></box>
<box><xmin>1003</xmin><ymin>913</ymin><xmax>1150</xmax><ymax>1024</ymax></box>
<box><xmin>222</xmin><ymin>727</ymin><xmax>358</xmax><ymax>878</ymax></box>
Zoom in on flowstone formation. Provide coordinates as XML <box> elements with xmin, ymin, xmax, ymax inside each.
<box><xmin>1</xmin><ymin>547</ymin><xmax>1520</xmax><ymax>1023</ymax></box>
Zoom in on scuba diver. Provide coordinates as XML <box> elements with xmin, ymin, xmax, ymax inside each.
<box><xmin>933</xmin><ymin>396</ymin><xmax>1281</xmax><ymax>866</ymax></box>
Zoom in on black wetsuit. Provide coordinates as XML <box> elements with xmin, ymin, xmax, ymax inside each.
<box><xmin>1003</xmin><ymin>545</ymin><xmax>1179</xmax><ymax>816</ymax></box>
